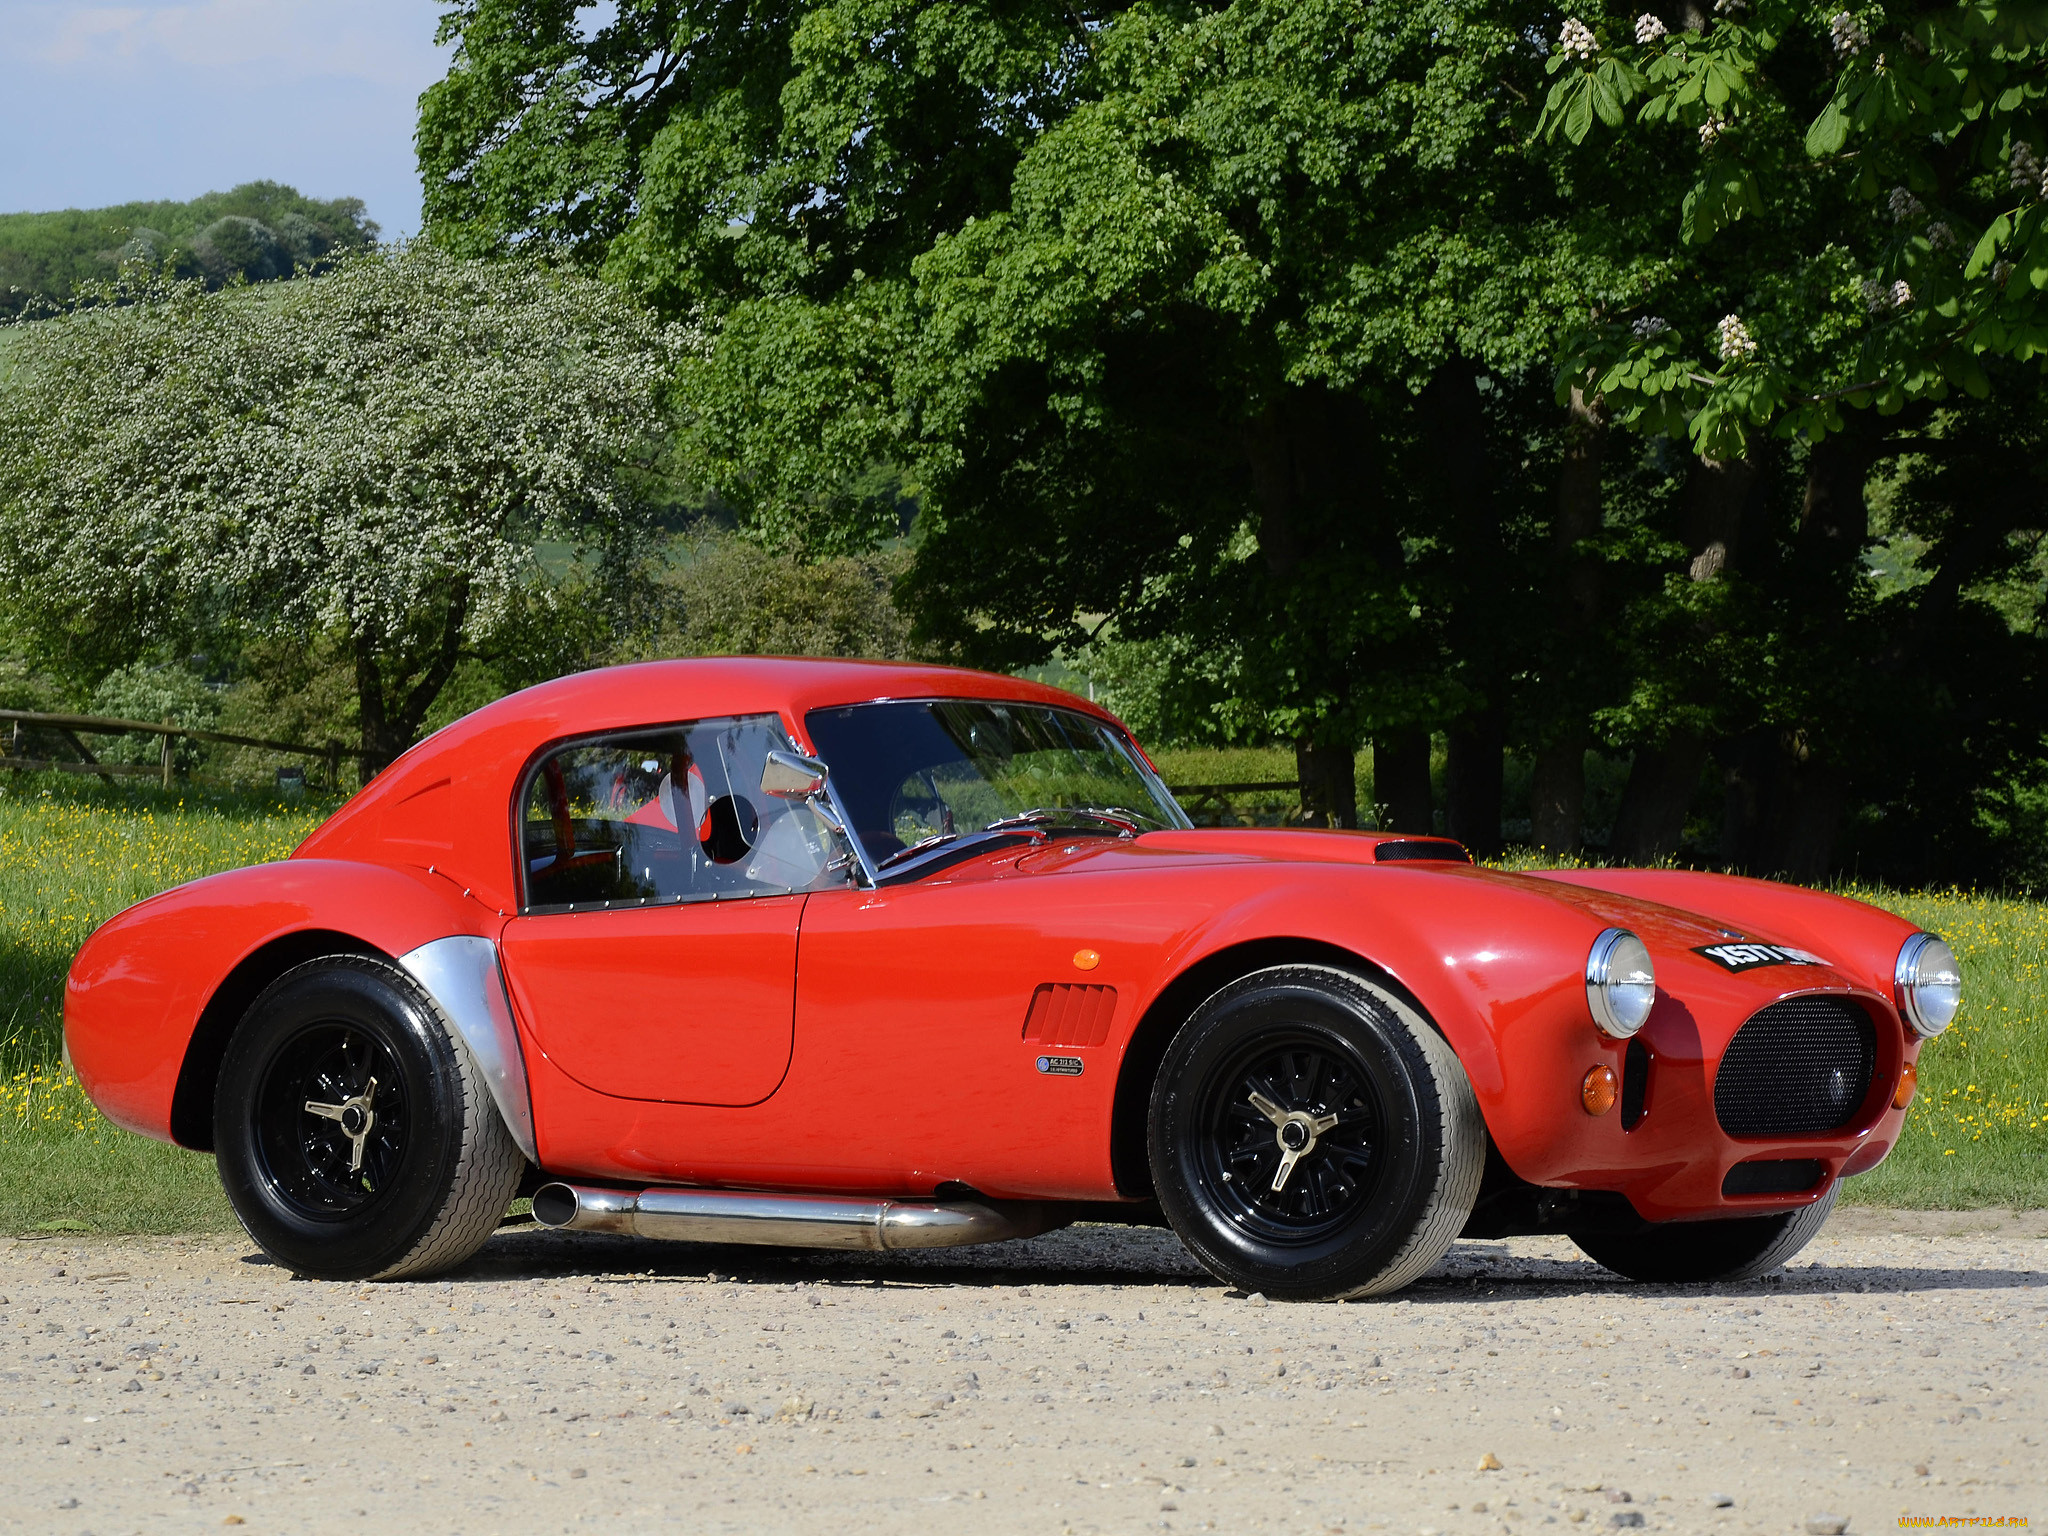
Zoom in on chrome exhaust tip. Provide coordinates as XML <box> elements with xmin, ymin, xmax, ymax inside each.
<box><xmin>529</xmin><ymin>1182</ymin><xmax>1061</xmax><ymax>1251</ymax></box>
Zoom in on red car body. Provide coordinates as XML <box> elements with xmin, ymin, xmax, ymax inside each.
<box><xmin>66</xmin><ymin>658</ymin><xmax>1925</xmax><ymax>1229</ymax></box>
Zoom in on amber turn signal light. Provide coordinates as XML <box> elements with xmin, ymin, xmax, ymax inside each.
<box><xmin>1893</xmin><ymin>1059</ymin><xmax>1918</xmax><ymax>1110</ymax></box>
<box><xmin>1581</xmin><ymin>1064</ymin><xmax>1618</xmax><ymax>1116</ymax></box>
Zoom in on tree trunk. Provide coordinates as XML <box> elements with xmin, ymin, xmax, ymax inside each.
<box><xmin>1530</xmin><ymin>738</ymin><xmax>1587</xmax><ymax>856</ymax></box>
<box><xmin>1297</xmin><ymin>738</ymin><xmax>1358</xmax><ymax>829</ymax></box>
<box><xmin>1610</xmin><ymin>737</ymin><xmax>1709</xmax><ymax>864</ymax></box>
<box><xmin>1446</xmin><ymin>708</ymin><xmax>1504</xmax><ymax>857</ymax></box>
<box><xmin>1720</xmin><ymin>727</ymin><xmax>1843</xmax><ymax>880</ymax></box>
<box><xmin>354</xmin><ymin>582</ymin><xmax>471</xmax><ymax>777</ymax></box>
<box><xmin>1244</xmin><ymin>390</ymin><xmax>1364</xmax><ymax>821</ymax></box>
<box><xmin>1532</xmin><ymin>387</ymin><xmax>1608</xmax><ymax>854</ymax></box>
<box><xmin>1420</xmin><ymin>361</ymin><xmax>1509</xmax><ymax>855</ymax></box>
<box><xmin>353</xmin><ymin>629</ymin><xmax>402</xmax><ymax>776</ymax></box>
<box><xmin>1373</xmin><ymin>731</ymin><xmax>1432</xmax><ymax>834</ymax></box>
<box><xmin>1610</xmin><ymin>453</ymin><xmax>1756</xmax><ymax>862</ymax></box>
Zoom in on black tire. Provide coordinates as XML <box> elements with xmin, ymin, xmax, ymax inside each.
<box><xmin>1570</xmin><ymin>1186</ymin><xmax>1838</xmax><ymax>1283</ymax></box>
<box><xmin>213</xmin><ymin>954</ymin><xmax>524</xmax><ymax>1282</ymax></box>
<box><xmin>1147</xmin><ymin>964</ymin><xmax>1484</xmax><ymax>1301</ymax></box>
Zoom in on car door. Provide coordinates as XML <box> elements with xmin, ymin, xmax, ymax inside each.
<box><xmin>498</xmin><ymin>713</ymin><xmax>846</xmax><ymax>1107</ymax></box>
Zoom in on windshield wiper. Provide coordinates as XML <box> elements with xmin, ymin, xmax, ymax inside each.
<box><xmin>982</xmin><ymin>807</ymin><xmax>1145</xmax><ymax>837</ymax></box>
<box><xmin>870</xmin><ymin>808</ymin><xmax>1149</xmax><ymax>882</ymax></box>
<box><xmin>873</xmin><ymin>832</ymin><xmax>961</xmax><ymax>871</ymax></box>
<box><xmin>872</xmin><ymin>827</ymin><xmax>1041</xmax><ymax>880</ymax></box>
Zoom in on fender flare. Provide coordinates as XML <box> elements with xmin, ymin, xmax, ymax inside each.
<box><xmin>398</xmin><ymin>935</ymin><xmax>538</xmax><ymax>1165</ymax></box>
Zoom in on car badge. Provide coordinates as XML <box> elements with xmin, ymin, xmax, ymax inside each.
<box><xmin>1694</xmin><ymin>942</ymin><xmax>1828</xmax><ymax>972</ymax></box>
<box><xmin>1035</xmin><ymin>1055</ymin><xmax>1084</xmax><ymax>1076</ymax></box>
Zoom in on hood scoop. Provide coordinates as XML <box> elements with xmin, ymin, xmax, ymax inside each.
<box><xmin>1372</xmin><ymin>838</ymin><xmax>1473</xmax><ymax>864</ymax></box>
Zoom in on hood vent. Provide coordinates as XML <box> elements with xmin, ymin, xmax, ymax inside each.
<box><xmin>1372</xmin><ymin>838</ymin><xmax>1473</xmax><ymax>864</ymax></box>
<box><xmin>1023</xmin><ymin>983</ymin><xmax>1118</xmax><ymax>1047</ymax></box>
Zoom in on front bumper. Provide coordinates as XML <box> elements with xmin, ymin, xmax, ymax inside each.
<box><xmin>1486</xmin><ymin>979</ymin><xmax>1914</xmax><ymax>1224</ymax></box>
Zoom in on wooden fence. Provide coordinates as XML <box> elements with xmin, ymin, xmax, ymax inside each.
<box><xmin>0</xmin><ymin>708</ymin><xmax>369</xmax><ymax>790</ymax></box>
<box><xmin>1166</xmin><ymin>778</ymin><xmax>1309</xmax><ymax>827</ymax></box>
<box><xmin>4</xmin><ymin>708</ymin><xmax>1303</xmax><ymax>813</ymax></box>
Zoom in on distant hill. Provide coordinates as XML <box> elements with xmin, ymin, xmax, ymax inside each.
<box><xmin>0</xmin><ymin>182</ymin><xmax>378</xmax><ymax>316</ymax></box>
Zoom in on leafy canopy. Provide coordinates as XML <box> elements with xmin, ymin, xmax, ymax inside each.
<box><xmin>0</xmin><ymin>247</ymin><xmax>685</xmax><ymax>765</ymax></box>
<box><xmin>1542</xmin><ymin>1</ymin><xmax>2048</xmax><ymax>456</ymax></box>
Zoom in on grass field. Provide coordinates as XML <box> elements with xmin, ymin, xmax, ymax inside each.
<box><xmin>1</xmin><ymin>766</ymin><xmax>2042</xmax><ymax>1236</ymax></box>
<box><xmin>0</xmin><ymin>776</ymin><xmax>324</xmax><ymax>1235</ymax></box>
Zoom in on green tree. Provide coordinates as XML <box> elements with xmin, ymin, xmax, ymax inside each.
<box><xmin>422</xmin><ymin>0</ymin><xmax>1637</xmax><ymax>840</ymax></box>
<box><xmin>420</xmin><ymin>0</ymin><xmax>2048</xmax><ymax>879</ymax></box>
<box><xmin>0</xmin><ymin>182</ymin><xmax>377</xmax><ymax>316</ymax></box>
<box><xmin>636</xmin><ymin>525</ymin><xmax>918</xmax><ymax>660</ymax></box>
<box><xmin>1528</xmin><ymin>1</ymin><xmax>2048</xmax><ymax>872</ymax></box>
<box><xmin>0</xmin><ymin>248</ymin><xmax>684</xmax><ymax>770</ymax></box>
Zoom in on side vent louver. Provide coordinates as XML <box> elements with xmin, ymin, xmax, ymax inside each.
<box><xmin>1022</xmin><ymin>984</ymin><xmax>1118</xmax><ymax>1047</ymax></box>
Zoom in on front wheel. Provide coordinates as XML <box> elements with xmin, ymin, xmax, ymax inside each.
<box><xmin>1147</xmin><ymin>965</ymin><xmax>1484</xmax><ymax>1301</ymax></box>
<box><xmin>1570</xmin><ymin>1187</ymin><xmax>1838</xmax><ymax>1284</ymax></box>
<box><xmin>213</xmin><ymin>954</ymin><xmax>524</xmax><ymax>1281</ymax></box>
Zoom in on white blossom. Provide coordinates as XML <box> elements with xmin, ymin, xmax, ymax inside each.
<box><xmin>1992</xmin><ymin>260</ymin><xmax>2014</xmax><ymax>286</ymax></box>
<box><xmin>1714</xmin><ymin>0</ymin><xmax>1748</xmax><ymax>12</ymax></box>
<box><xmin>1887</xmin><ymin>186</ymin><xmax>1924</xmax><ymax>224</ymax></box>
<box><xmin>0</xmin><ymin>249</ymin><xmax>688</xmax><ymax>760</ymax></box>
<box><xmin>1632</xmin><ymin>316</ymin><xmax>1671</xmax><ymax>339</ymax></box>
<box><xmin>1859</xmin><ymin>278</ymin><xmax>1889</xmax><ymax>313</ymax></box>
<box><xmin>1716</xmin><ymin>314</ymin><xmax>1758</xmax><ymax>361</ymax></box>
<box><xmin>2011</xmin><ymin>141</ymin><xmax>2041</xmax><ymax>192</ymax></box>
<box><xmin>1635</xmin><ymin>13</ymin><xmax>1668</xmax><ymax>43</ymax></box>
<box><xmin>1829</xmin><ymin>11</ymin><xmax>1868</xmax><ymax>55</ymax></box>
<box><xmin>1559</xmin><ymin>18</ymin><xmax>1597</xmax><ymax>59</ymax></box>
<box><xmin>1926</xmin><ymin>221</ymin><xmax>1957</xmax><ymax>252</ymax></box>
<box><xmin>1699</xmin><ymin>115</ymin><xmax>1727</xmax><ymax>146</ymax></box>
<box><xmin>2012</xmin><ymin>144</ymin><xmax>2048</xmax><ymax>199</ymax></box>
<box><xmin>1890</xmin><ymin>279</ymin><xmax>1914</xmax><ymax>309</ymax></box>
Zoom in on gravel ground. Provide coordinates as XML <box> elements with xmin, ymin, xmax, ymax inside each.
<box><xmin>2</xmin><ymin>1207</ymin><xmax>2042</xmax><ymax>1535</ymax></box>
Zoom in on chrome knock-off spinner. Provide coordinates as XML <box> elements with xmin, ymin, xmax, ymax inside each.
<box><xmin>1247</xmin><ymin>1090</ymin><xmax>1340</xmax><ymax>1193</ymax></box>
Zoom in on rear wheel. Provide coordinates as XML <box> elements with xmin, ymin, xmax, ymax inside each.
<box><xmin>1570</xmin><ymin>1187</ymin><xmax>1838</xmax><ymax>1283</ymax></box>
<box><xmin>1147</xmin><ymin>965</ymin><xmax>1484</xmax><ymax>1301</ymax></box>
<box><xmin>213</xmin><ymin>955</ymin><xmax>523</xmax><ymax>1281</ymax></box>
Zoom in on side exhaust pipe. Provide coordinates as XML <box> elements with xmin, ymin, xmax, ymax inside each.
<box><xmin>529</xmin><ymin>1182</ymin><xmax>1065</xmax><ymax>1251</ymax></box>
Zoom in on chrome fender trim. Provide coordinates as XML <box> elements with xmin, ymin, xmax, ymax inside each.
<box><xmin>399</xmin><ymin>935</ymin><xmax>538</xmax><ymax>1164</ymax></box>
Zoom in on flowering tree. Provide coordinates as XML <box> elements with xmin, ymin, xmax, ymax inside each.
<box><xmin>0</xmin><ymin>248</ymin><xmax>684</xmax><ymax>770</ymax></box>
<box><xmin>418</xmin><ymin>0</ymin><xmax>2048</xmax><ymax>880</ymax></box>
<box><xmin>1542</xmin><ymin>1</ymin><xmax>2048</xmax><ymax>456</ymax></box>
<box><xmin>1521</xmin><ymin>2</ymin><xmax>2048</xmax><ymax>870</ymax></box>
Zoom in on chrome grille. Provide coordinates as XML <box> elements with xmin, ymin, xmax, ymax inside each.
<box><xmin>1714</xmin><ymin>995</ymin><xmax>1876</xmax><ymax>1137</ymax></box>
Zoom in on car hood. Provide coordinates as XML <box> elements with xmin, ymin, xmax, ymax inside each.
<box><xmin>999</xmin><ymin>827</ymin><xmax>1889</xmax><ymax>998</ymax></box>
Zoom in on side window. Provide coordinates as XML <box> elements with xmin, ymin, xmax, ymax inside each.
<box><xmin>519</xmin><ymin>715</ymin><xmax>848</xmax><ymax>913</ymax></box>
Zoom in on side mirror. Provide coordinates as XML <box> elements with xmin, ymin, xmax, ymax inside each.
<box><xmin>760</xmin><ymin>749</ymin><xmax>831</xmax><ymax>800</ymax></box>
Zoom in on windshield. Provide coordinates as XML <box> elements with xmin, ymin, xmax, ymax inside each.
<box><xmin>805</xmin><ymin>699</ymin><xmax>1191</xmax><ymax>869</ymax></box>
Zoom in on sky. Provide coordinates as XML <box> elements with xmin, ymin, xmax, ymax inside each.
<box><xmin>1</xmin><ymin>1</ymin><xmax>454</xmax><ymax>235</ymax></box>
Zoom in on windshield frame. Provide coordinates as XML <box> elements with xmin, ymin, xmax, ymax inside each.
<box><xmin>801</xmin><ymin>697</ymin><xmax>1191</xmax><ymax>882</ymax></box>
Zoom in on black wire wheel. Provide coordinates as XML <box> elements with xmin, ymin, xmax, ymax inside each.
<box><xmin>214</xmin><ymin>955</ymin><xmax>524</xmax><ymax>1282</ymax></box>
<box><xmin>1149</xmin><ymin>965</ymin><xmax>1484</xmax><ymax>1301</ymax></box>
<box><xmin>1570</xmin><ymin>1186</ymin><xmax>1839</xmax><ymax>1283</ymax></box>
<box><xmin>253</xmin><ymin>1021</ymin><xmax>410</xmax><ymax>1217</ymax></box>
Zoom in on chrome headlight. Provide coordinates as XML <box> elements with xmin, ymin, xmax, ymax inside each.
<box><xmin>1895</xmin><ymin>932</ymin><xmax>1960</xmax><ymax>1038</ymax></box>
<box><xmin>1586</xmin><ymin>928</ymin><xmax>1656</xmax><ymax>1039</ymax></box>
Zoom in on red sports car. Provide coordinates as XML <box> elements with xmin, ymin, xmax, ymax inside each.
<box><xmin>64</xmin><ymin>659</ymin><xmax>1959</xmax><ymax>1298</ymax></box>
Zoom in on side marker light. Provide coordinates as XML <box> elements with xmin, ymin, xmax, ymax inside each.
<box><xmin>1073</xmin><ymin>948</ymin><xmax>1102</xmax><ymax>971</ymax></box>
<box><xmin>1582</xmin><ymin>1064</ymin><xmax>1618</xmax><ymax>1117</ymax></box>
<box><xmin>1893</xmin><ymin>1059</ymin><xmax>1917</xmax><ymax>1111</ymax></box>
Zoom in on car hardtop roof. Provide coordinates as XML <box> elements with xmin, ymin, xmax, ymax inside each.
<box><xmin>294</xmin><ymin>657</ymin><xmax>1127</xmax><ymax>871</ymax></box>
<box><xmin>369</xmin><ymin>656</ymin><xmax>1121</xmax><ymax>789</ymax></box>
<box><xmin>485</xmin><ymin>655</ymin><xmax>1110</xmax><ymax>734</ymax></box>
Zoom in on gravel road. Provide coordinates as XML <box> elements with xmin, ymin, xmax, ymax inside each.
<box><xmin>2</xmin><ymin>1208</ymin><xmax>2042</xmax><ymax>1535</ymax></box>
